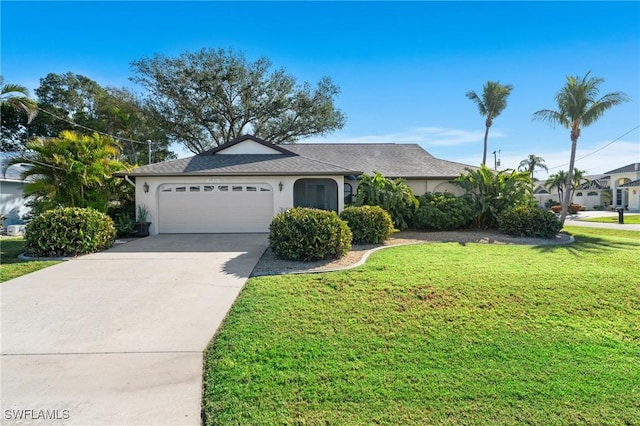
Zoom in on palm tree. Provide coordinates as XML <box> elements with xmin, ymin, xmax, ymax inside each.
<box><xmin>533</xmin><ymin>72</ymin><xmax>629</xmax><ymax>225</ymax></box>
<box><xmin>545</xmin><ymin>171</ymin><xmax>569</xmax><ymax>204</ymax></box>
<box><xmin>466</xmin><ymin>81</ymin><xmax>513</xmax><ymax>165</ymax></box>
<box><xmin>0</xmin><ymin>76</ymin><xmax>38</xmax><ymax>123</ymax></box>
<box><xmin>9</xmin><ymin>130</ymin><xmax>130</xmax><ymax>214</ymax></box>
<box><xmin>518</xmin><ymin>154</ymin><xmax>548</xmax><ymax>180</ymax></box>
<box><xmin>568</xmin><ymin>168</ymin><xmax>589</xmax><ymax>201</ymax></box>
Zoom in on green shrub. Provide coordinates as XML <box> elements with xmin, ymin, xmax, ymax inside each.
<box><xmin>340</xmin><ymin>205</ymin><xmax>394</xmax><ymax>244</ymax></box>
<box><xmin>25</xmin><ymin>207</ymin><xmax>116</xmax><ymax>257</ymax></box>
<box><xmin>269</xmin><ymin>208</ymin><xmax>352</xmax><ymax>261</ymax></box>
<box><xmin>355</xmin><ymin>172</ymin><xmax>418</xmax><ymax>230</ymax></box>
<box><xmin>498</xmin><ymin>206</ymin><xmax>562</xmax><ymax>239</ymax></box>
<box><xmin>107</xmin><ymin>199</ymin><xmax>136</xmax><ymax>237</ymax></box>
<box><xmin>412</xmin><ymin>192</ymin><xmax>475</xmax><ymax>231</ymax></box>
<box><xmin>454</xmin><ymin>165</ymin><xmax>534</xmax><ymax>228</ymax></box>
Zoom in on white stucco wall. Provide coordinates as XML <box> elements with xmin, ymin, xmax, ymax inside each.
<box><xmin>0</xmin><ymin>180</ymin><xmax>31</xmax><ymax>226</ymax></box>
<box><xmin>216</xmin><ymin>140</ymin><xmax>284</xmax><ymax>155</ymax></box>
<box><xmin>134</xmin><ymin>175</ymin><xmax>345</xmax><ymax>235</ymax></box>
<box><xmin>610</xmin><ymin>169</ymin><xmax>640</xmax><ymax>209</ymax></box>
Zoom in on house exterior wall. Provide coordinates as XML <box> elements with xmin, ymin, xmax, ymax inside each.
<box><xmin>572</xmin><ymin>190</ymin><xmax>610</xmax><ymax>210</ymax></box>
<box><xmin>405</xmin><ymin>178</ymin><xmax>464</xmax><ymax>196</ymax></box>
<box><xmin>0</xmin><ymin>180</ymin><xmax>31</xmax><ymax>226</ymax></box>
<box><xmin>135</xmin><ymin>175</ymin><xmax>345</xmax><ymax>235</ymax></box>
<box><xmin>623</xmin><ymin>184</ymin><xmax>640</xmax><ymax>211</ymax></box>
<box><xmin>610</xmin><ymin>168</ymin><xmax>640</xmax><ymax>210</ymax></box>
<box><xmin>216</xmin><ymin>140</ymin><xmax>284</xmax><ymax>154</ymax></box>
<box><xmin>344</xmin><ymin>178</ymin><xmax>463</xmax><ymax>205</ymax></box>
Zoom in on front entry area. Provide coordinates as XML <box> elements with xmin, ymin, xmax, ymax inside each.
<box><xmin>293</xmin><ymin>178</ymin><xmax>338</xmax><ymax>212</ymax></box>
<box><xmin>158</xmin><ymin>183</ymin><xmax>274</xmax><ymax>233</ymax></box>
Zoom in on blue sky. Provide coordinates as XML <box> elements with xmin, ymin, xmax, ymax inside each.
<box><xmin>2</xmin><ymin>1</ymin><xmax>639</xmax><ymax>179</ymax></box>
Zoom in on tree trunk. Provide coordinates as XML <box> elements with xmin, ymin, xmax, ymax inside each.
<box><xmin>559</xmin><ymin>130</ymin><xmax>579</xmax><ymax>225</ymax></box>
<box><xmin>482</xmin><ymin>120</ymin><xmax>491</xmax><ymax>165</ymax></box>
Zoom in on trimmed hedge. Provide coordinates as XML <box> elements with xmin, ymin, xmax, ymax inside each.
<box><xmin>340</xmin><ymin>205</ymin><xmax>394</xmax><ymax>244</ymax></box>
<box><xmin>25</xmin><ymin>207</ymin><xmax>116</xmax><ymax>257</ymax></box>
<box><xmin>412</xmin><ymin>192</ymin><xmax>475</xmax><ymax>231</ymax></box>
<box><xmin>498</xmin><ymin>206</ymin><xmax>562</xmax><ymax>239</ymax></box>
<box><xmin>269</xmin><ymin>208</ymin><xmax>352</xmax><ymax>261</ymax></box>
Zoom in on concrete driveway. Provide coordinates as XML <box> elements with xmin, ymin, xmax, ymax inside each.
<box><xmin>1</xmin><ymin>234</ymin><xmax>269</xmax><ymax>426</ymax></box>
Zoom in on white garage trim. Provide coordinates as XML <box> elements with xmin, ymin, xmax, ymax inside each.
<box><xmin>158</xmin><ymin>182</ymin><xmax>274</xmax><ymax>233</ymax></box>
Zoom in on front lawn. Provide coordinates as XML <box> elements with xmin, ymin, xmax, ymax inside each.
<box><xmin>203</xmin><ymin>227</ymin><xmax>640</xmax><ymax>425</ymax></box>
<box><xmin>0</xmin><ymin>236</ymin><xmax>61</xmax><ymax>283</ymax></box>
<box><xmin>579</xmin><ymin>214</ymin><xmax>640</xmax><ymax>224</ymax></box>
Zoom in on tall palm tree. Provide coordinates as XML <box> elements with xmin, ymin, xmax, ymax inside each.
<box><xmin>466</xmin><ymin>81</ymin><xmax>513</xmax><ymax>166</ymax></box>
<box><xmin>518</xmin><ymin>154</ymin><xmax>548</xmax><ymax>180</ymax></box>
<box><xmin>0</xmin><ymin>76</ymin><xmax>38</xmax><ymax>123</ymax></box>
<box><xmin>533</xmin><ymin>72</ymin><xmax>629</xmax><ymax>225</ymax></box>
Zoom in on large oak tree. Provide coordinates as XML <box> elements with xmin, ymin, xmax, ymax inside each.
<box><xmin>31</xmin><ymin>72</ymin><xmax>175</xmax><ymax>165</ymax></box>
<box><xmin>130</xmin><ymin>48</ymin><xmax>346</xmax><ymax>153</ymax></box>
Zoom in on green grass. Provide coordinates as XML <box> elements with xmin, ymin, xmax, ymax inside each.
<box><xmin>203</xmin><ymin>227</ymin><xmax>640</xmax><ymax>425</ymax></box>
<box><xmin>578</xmin><ymin>214</ymin><xmax>640</xmax><ymax>224</ymax></box>
<box><xmin>0</xmin><ymin>236</ymin><xmax>61</xmax><ymax>282</ymax></box>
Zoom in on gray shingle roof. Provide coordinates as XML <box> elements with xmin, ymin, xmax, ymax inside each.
<box><xmin>604</xmin><ymin>163</ymin><xmax>640</xmax><ymax>175</ymax></box>
<box><xmin>285</xmin><ymin>143</ymin><xmax>474</xmax><ymax>177</ymax></box>
<box><xmin>121</xmin><ymin>138</ymin><xmax>475</xmax><ymax>178</ymax></box>
<box><xmin>620</xmin><ymin>179</ymin><xmax>640</xmax><ymax>188</ymax></box>
<box><xmin>121</xmin><ymin>154</ymin><xmax>359</xmax><ymax>176</ymax></box>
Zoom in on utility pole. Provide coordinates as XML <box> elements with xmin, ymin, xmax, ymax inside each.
<box><xmin>147</xmin><ymin>140</ymin><xmax>152</xmax><ymax>164</ymax></box>
<box><xmin>492</xmin><ymin>150</ymin><xmax>501</xmax><ymax>171</ymax></box>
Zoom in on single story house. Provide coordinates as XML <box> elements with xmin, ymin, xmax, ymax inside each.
<box><xmin>118</xmin><ymin>135</ymin><xmax>474</xmax><ymax>234</ymax></box>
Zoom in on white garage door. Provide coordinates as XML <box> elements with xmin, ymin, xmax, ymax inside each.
<box><xmin>158</xmin><ymin>183</ymin><xmax>274</xmax><ymax>233</ymax></box>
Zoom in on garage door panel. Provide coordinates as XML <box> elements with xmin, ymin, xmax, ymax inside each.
<box><xmin>158</xmin><ymin>183</ymin><xmax>273</xmax><ymax>233</ymax></box>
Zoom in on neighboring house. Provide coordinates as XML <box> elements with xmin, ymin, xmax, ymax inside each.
<box><xmin>0</xmin><ymin>155</ymin><xmax>32</xmax><ymax>227</ymax></box>
<box><xmin>534</xmin><ymin>162</ymin><xmax>640</xmax><ymax>211</ymax></box>
<box><xmin>606</xmin><ymin>163</ymin><xmax>640</xmax><ymax>211</ymax></box>
<box><xmin>572</xmin><ymin>175</ymin><xmax>611</xmax><ymax>210</ymax></box>
<box><xmin>118</xmin><ymin>135</ymin><xmax>474</xmax><ymax>234</ymax></box>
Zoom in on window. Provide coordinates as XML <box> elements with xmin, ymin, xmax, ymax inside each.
<box><xmin>203</xmin><ymin>185</ymin><xmax>215</xmax><ymax>192</ymax></box>
<box><xmin>587</xmin><ymin>191</ymin><xmax>598</xmax><ymax>196</ymax></box>
<box><xmin>190</xmin><ymin>186</ymin><xmax>200</xmax><ymax>192</ymax></box>
<box><xmin>246</xmin><ymin>186</ymin><xmax>257</xmax><ymax>192</ymax></box>
<box><xmin>232</xmin><ymin>185</ymin><xmax>243</xmax><ymax>192</ymax></box>
<box><xmin>218</xmin><ymin>185</ymin><xmax>229</xmax><ymax>192</ymax></box>
<box><xmin>260</xmin><ymin>187</ymin><xmax>271</xmax><ymax>192</ymax></box>
<box><xmin>175</xmin><ymin>186</ymin><xmax>186</xmax><ymax>192</ymax></box>
<box><xmin>161</xmin><ymin>187</ymin><xmax>172</xmax><ymax>192</ymax></box>
<box><xmin>576</xmin><ymin>192</ymin><xmax>583</xmax><ymax>197</ymax></box>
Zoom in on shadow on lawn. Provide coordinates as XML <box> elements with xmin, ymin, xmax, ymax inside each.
<box><xmin>534</xmin><ymin>234</ymin><xmax>638</xmax><ymax>256</ymax></box>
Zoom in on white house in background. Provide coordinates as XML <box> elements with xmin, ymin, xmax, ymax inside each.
<box><xmin>607</xmin><ymin>162</ymin><xmax>640</xmax><ymax>211</ymax></box>
<box><xmin>0</xmin><ymin>155</ymin><xmax>32</xmax><ymax>227</ymax></box>
<box><xmin>117</xmin><ymin>135</ymin><xmax>474</xmax><ymax>235</ymax></box>
<box><xmin>534</xmin><ymin>162</ymin><xmax>640</xmax><ymax>212</ymax></box>
<box><xmin>533</xmin><ymin>176</ymin><xmax>611</xmax><ymax>210</ymax></box>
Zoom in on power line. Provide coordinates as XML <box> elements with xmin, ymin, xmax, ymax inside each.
<box><xmin>36</xmin><ymin>107</ymin><xmax>152</xmax><ymax>146</ymax></box>
<box><xmin>546</xmin><ymin>125</ymin><xmax>640</xmax><ymax>171</ymax></box>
